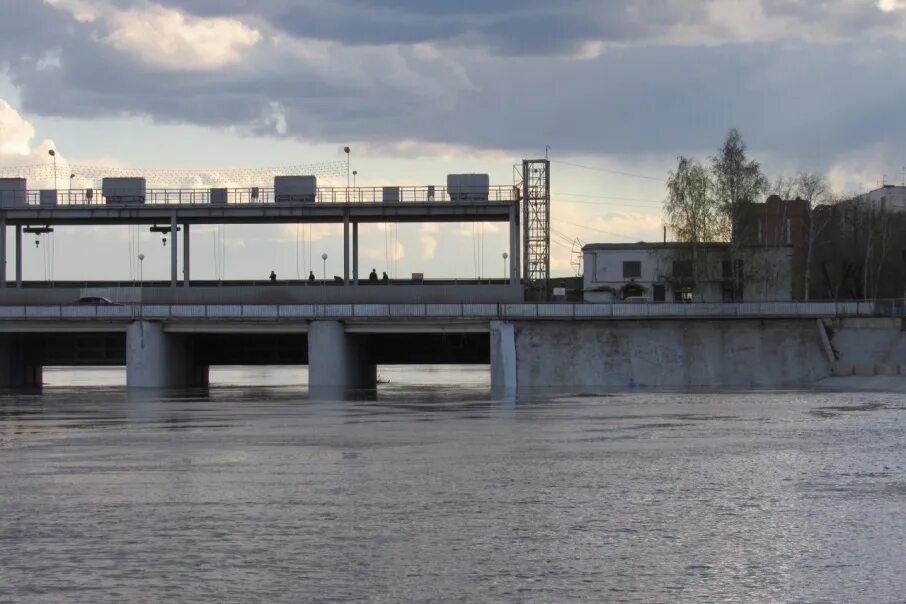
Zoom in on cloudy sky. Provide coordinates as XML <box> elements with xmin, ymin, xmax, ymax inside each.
<box><xmin>2</xmin><ymin>0</ymin><xmax>906</xmax><ymax>281</ymax></box>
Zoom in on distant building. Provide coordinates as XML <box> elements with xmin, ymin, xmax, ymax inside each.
<box><xmin>736</xmin><ymin>195</ymin><xmax>810</xmax><ymax>297</ymax></box>
<box><xmin>582</xmin><ymin>242</ymin><xmax>792</xmax><ymax>303</ymax></box>
<box><xmin>853</xmin><ymin>185</ymin><xmax>906</xmax><ymax>213</ymax></box>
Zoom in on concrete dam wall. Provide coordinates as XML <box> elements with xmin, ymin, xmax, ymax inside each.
<box><xmin>513</xmin><ymin>319</ymin><xmax>834</xmax><ymax>390</ymax></box>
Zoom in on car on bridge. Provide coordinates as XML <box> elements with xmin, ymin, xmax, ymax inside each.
<box><xmin>72</xmin><ymin>296</ymin><xmax>118</xmax><ymax>306</ymax></box>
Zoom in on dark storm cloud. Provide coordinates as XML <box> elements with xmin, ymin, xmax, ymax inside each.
<box><xmin>149</xmin><ymin>0</ymin><xmax>703</xmax><ymax>54</ymax></box>
<box><xmin>3</xmin><ymin>0</ymin><xmax>906</xmax><ymax>169</ymax></box>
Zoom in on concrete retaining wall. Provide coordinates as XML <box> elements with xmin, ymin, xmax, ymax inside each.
<box><xmin>514</xmin><ymin>319</ymin><xmax>831</xmax><ymax>389</ymax></box>
<box><xmin>825</xmin><ymin>318</ymin><xmax>906</xmax><ymax>378</ymax></box>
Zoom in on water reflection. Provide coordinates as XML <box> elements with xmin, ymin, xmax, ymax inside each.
<box><xmin>0</xmin><ymin>374</ymin><xmax>903</xmax><ymax>602</ymax></box>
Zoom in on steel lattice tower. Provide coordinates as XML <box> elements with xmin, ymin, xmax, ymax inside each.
<box><xmin>516</xmin><ymin>159</ymin><xmax>551</xmax><ymax>299</ymax></box>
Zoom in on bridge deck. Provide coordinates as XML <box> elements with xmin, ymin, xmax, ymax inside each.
<box><xmin>0</xmin><ymin>201</ymin><xmax>517</xmax><ymax>226</ymax></box>
<box><xmin>0</xmin><ymin>301</ymin><xmax>888</xmax><ymax>329</ymax></box>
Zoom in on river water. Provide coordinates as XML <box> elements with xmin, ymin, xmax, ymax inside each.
<box><xmin>1</xmin><ymin>367</ymin><xmax>904</xmax><ymax>603</ymax></box>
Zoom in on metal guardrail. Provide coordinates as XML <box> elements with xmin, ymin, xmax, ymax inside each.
<box><xmin>11</xmin><ymin>185</ymin><xmax>520</xmax><ymax>207</ymax></box>
<box><xmin>0</xmin><ymin>301</ymin><xmax>897</xmax><ymax>321</ymax></box>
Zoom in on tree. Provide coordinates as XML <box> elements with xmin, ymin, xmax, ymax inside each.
<box><xmin>664</xmin><ymin>156</ymin><xmax>719</xmax><ymax>289</ymax></box>
<box><xmin>769</xmin><ymin>175</ymin><xmax>797</xmax><ymax>199</ymax></box>
<box><xmin>794</xmin><ymin>171</ymin><xmax>831</xmax><ymax>300</ymax></box>
<box><xmin>665</xmin><ymin>156</ymin><xmax>719</xmax><ymax>244</ymax></box>
<box><xmin>711</xmin><ymin>129</ymin><xmax>768</xmax><ymax>241</ymax></box>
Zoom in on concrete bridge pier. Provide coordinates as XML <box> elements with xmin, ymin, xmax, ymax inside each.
<box><xmin>308</xmin><ymin>320</ymin><xmax>376</xmax><ymax>398</ymax></box>
<box><xmin>490</xmin><ymin>321</ymin><xmax>517</xmax><ymax>397</ymax></box>
<box><xmin>126</xmin><ymin>321</ymin><xmax>208</xmax><ymax>389</ymax></box>
<box><xmin>0</xmin><ymin>334</ymin><xmax>42</xmax><ymax>388</ymax></box>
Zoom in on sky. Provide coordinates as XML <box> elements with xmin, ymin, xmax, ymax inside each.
<box><xmin>2</xmin><ymin>0</ymin><xmax>906</xmax><ymax>282</ymax></box>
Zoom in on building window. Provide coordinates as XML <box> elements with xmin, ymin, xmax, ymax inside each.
<box><xmin>672</xmin><ymin>260</ymin><xmax>693</xmax><ymax>280</ymax></box>
<box><xmin>674</xmin><ymin>287</ymin><xmax>693</xmax><ymax>303</ymax></box>
<box><xmin>721</xmin><ymin>259</ymin><xmax>744</xmax><ymax>280</ymax></box>
<box><xmin>653</xmin><ymin>284</ymin><xmax>666</xmax><ymax>302</ymax></box>
<box><xmin>623</xmin><ymin>261</ymin><xmax>641</xmax><ymax>279</ymax></box>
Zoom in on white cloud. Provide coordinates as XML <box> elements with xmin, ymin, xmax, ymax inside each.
<box><xmin>45</xmin><ymin>0</ymin><xmax>261</xmax><ymax>70</ymax></box>
<box><xmin>879</xmin><ymin>0</ymin><xmax>906</xmax><ymax>12</ymax></box>
<box><xmin>43</xmin><ymin>0</ymin><xmax>103</xmax><ymax>23</ymax></box>
<box><xmin>106</xmin><ymin>4</ymin><xmax>260</xmax><ymax>70</ymax></box>
<box><xmin>0</xmin><ymin>99</ymin><xmax>36</xmax><ymax>156</ymax></box>
<box><xmin>259</xmin><ymin>102</ymin><xmax>288</xmax><ymax>136</ymax></box>
<box><xmin>420</xmin><ymin>235</ymin><xmax>438</xmax><ymax>259</ymax></box>
<box><xmin>364</xmin><ymin>241</ymin><xmax>405</xmax><ymax>262</ymax></box>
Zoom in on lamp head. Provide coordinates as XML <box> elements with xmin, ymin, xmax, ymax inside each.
<box><xmin>48</xmin><ymin>149</ymin><xmax>56</xmax><ymax>157</ymax></box>
<box><xmin>343</xmin><ymin>146</ymin><xmax>350</xmax><ymax>154</ymax></box>
<box><xmin>321</xmin><ymin>252</ymin><xmax>328</xmax><ymax>261</ymax></box>
<box><xmin>138</xmin><ymin>253</ymin><xmax>145</xmax><ymax>261</ymax></box>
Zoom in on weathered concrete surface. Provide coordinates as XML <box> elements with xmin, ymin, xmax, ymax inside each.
<box><xmin>126</xmin><ymin>321</ymin><xmax>207</xmax><ymax>389</ymax></box>
<box><xmin>816</xmin><ymin>375</ymin><xmax>906</xmax><ymax>393</ymax></box>
<box><xmin>514</xmin><ymin>319</ymin><xmax>831</xmax><ymax>389</ymax></box>
<box><xmin>490</xmin><ymin>321</ymin><xmax>516</xmax><ymax>397</ymax></box>
<box><xmin>308</xmin><ymin>320</ymin><xmax>375</xmax><ymax>398</ymax></box>
<box><xmin>0</xmin><ymin>283</ymin><xmax>523</xmax><ymax>305</ymax></box>
<box><xmin>0</xmin><ymin>334</ymin><xmax>41</xmax><ymax>388</ymax></box>
<box><xmin>826</xmin><ymin>318</ymin><xmax>906</xmax><ymax>365</ymax></box>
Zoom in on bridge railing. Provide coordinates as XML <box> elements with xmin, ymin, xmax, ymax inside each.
<box><xmin>20</xmin><ymin>185</ymin><xmax>521</xmax><ymax>207</ymax></box>
<box><xmin>0</xmin><ymin>300</ymin><xmax>898</xmax><ymax>320</ymax></box>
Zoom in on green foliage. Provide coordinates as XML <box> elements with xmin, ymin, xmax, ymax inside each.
<box><xmin>711</xmin><ymin>128</ymin><xmax>768</xmax><ymax>240</ymax></box>
<box><xmin>664</xmin><ymin>129</ymin><xmax>768</xmax><ymax>245</ymax></box>
<box><xmin>664</xmin><ymin>156</ymin><xmax>719</xmax><ymax>244</ymax></box>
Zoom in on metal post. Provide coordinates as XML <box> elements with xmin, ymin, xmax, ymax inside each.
<box><xmin>352</xmin><ymin>222</ymin><xmax>359</xmax><ymax>285</ymax></box>
<box><xmin>509</xmin><ymin>205</ymin><xmax>518</xmax><ymax>284</ymax></box>
<box><xmin>343</xmin><ymin>213</ymin><xmax>350</xmax><ymax>285</ymax></box>
<box><xmin>15</xmin><ymin>225</ymin><xmax>22</xmax><ymax>289</ymax></box>
<box><xmin>183</xmin><ymin>223</ymin><xmax>190</xmax><ymax>287</ymax></box>
<box><xmin>0</xmin><ymin>214</ymin><xmax>6</xmax><ymax>289</ymax></box>
<box><xmin>170</xmin><ymin>214</ymin><xmax>178</xmax><ymax>288</ymax></box>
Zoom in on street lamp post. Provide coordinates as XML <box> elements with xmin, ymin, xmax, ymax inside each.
<box><xmin>48</xmin><ymin>149</ymin><xmax>57</xmax><ymax>193</ymax></box>
<box><xmin>502</xmin><ymin>252</ymin><xmax>509</xmax><ymax>281</ymax></box>
<box><xmin>137</xmin><ymin>253</ymin><xmax>145</xmax><ymax>315</ymax></box>
<box><xmin>321</xmin><ymin>252</ymin><xmax>328</xmax><ymax>284</ymax></box>
<box><xmin>343</xmin><ymin>146</ymin><xmax>351</xmax><ymax>201</ymax></box>
<box><xmin>69</xmin><ymin>174</ymin><xmax>75</xmax><ymax>203</ymax></box>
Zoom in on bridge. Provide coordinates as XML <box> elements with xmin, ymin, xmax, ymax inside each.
<box><xmin>2</xmin><ymin>167</ymin><xmax>901</xmax><ymax>394</ymax></box>
<box><xmin>0</xmin><ymin>300</ymin><xmax>899</xmax><ymax>394</ymax></box>
<box><xmin>0</xmin><ymin>183</ymin><xmax>523</xmax><ymax>291</ymax></box>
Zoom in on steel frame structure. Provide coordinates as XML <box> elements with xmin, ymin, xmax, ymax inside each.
<box><xmin>516</xmin><ymin>159</ymin><xmax>551</xmax><ymax>299</ymax></box>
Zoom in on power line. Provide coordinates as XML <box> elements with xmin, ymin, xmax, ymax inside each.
<box><xmin>553</xmin><ymin>218</ymin><xmax>648</xmax><ymax>242</ymax></box>
<box><xmin>552</xmin><ymin>159</ymin><xmax>665</xmax><ymax>183</ymax></box>
<box><xmin>558</xmin><ymin>199</ymin><xmax>664</xmax><ymax>210</ymax></box>
<box><xmin>557</xmin><ymin>191</ymin><xmax>663</xmax><ymax>204</ymax></box>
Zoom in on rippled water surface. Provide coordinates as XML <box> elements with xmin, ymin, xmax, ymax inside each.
<box><xmin>1</xmin><ymin>368</ymin><xmax>904</xmax><ymax>602</ymax></box>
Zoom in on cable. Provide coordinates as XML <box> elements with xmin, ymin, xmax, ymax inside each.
<box><xmin>557</xmin><ymin>191</ymin><xmax>664</xmax><ymax>204</ymax></box>
<box><xmin>553</xmin><ymin>159</ymin><xmax>665</xmax><ymax>183</ymax></box>
<box><xmin>390</xmin><ymin>222</ymin><xmax>400</xmax><ymax>279</ymax></box>
<box><xmin>480</xmin><ymin>222</ymin><xmax>485</xmax><ymax>279</ymax></box>
<box><xmin>471</xmin><ymin>223</ymin><xmax>478</xmax><ymax>278</ymax></box>
<box><xmin>221</xmin><ymin>225</ymin><xmax>227</xmax><ymax>279</ymax></box>
<box><xmin>295</xmin><ymin>224</ymin><xmax>301</xmax><ymax>279</ymax></box>
<box><xmin>553</xmin><ymin>218</ymin><xmax>645</xmax><ymax>241</ymax></box>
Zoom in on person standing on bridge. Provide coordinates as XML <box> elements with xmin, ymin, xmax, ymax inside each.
<box><xmin>382</xmin><ymin>271</ymin><xmax>389</xmax><ymax>283</ymax></box>
<box><xmin>269</xmin><ymin>270</ymin><xmax>276</xmax><ymax>283</ymax></box>
<box><xmin>369</xmin><ymin>268</ymin><xmax>378</xmax><ymax>282</ymax></box>
<box><xmin>308</xmin><ymin>271</ymin><xmax>315</xmax><ymax>282</ymax></box>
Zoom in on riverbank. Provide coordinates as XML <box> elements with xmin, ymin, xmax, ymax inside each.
<box><xmin>816</xmin><ymin>375</ymin><xmax>906</xmax><ymax>393</ymax></box>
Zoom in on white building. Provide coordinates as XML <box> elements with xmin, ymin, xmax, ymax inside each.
<box><xmin>582</xmin><ymin>243</ymin><xmax>793</xmax><ymax>303</ymax></box>
<box><xmin>853</xmin><ymin>185</ymin><xmax>906</xmax><ymax>213</ymax></box>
